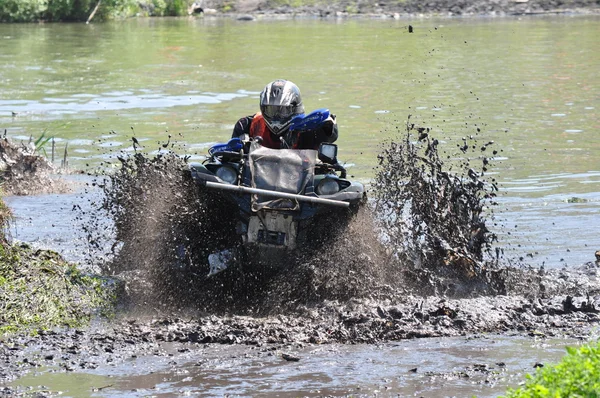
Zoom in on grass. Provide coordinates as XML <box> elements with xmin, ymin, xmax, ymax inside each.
<box><xmin>0</xmin><ymin>242</ymin><xmax>117</xmax><ymax>336</ymax></box>
<box><xmin>0</xmin><ymin>193</ymin><xmax>11</xmax><ymax>245</ymax></box>
<box><xmin>32</xmin><ymin>130</ymin><xmax>53</xmax><ymax>157</ymax></box>
<box><xmin>501</xmin><ymin>342</ymin><xmax>600</xmax><ymax>397</ymax></box>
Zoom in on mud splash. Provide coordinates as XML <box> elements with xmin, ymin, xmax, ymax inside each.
<box><xmin>90</xmin><ymin>148</ymin><xmax>239</xmax><ymax>310</ymax></box>
<box><xmin>91</xmin><ymin>143</ymin><xmax>396</xmax><ymax>315</ymax></box>
<box><xmin>372</xmin><ymin>117</ymin><xmax>505</xmax><ymax>298</ymax></box>
<box><xmin>79</xmin><ymin>114</ymin><xmax>598</xmax><ymax>328</ymax></box>
<box><xmin>92</xmin><ymin>117</ymin><xmax>508</xmax><ymax>317</ymax></box>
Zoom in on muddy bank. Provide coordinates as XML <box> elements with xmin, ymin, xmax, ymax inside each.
<box><xmin>2</xmin><ymin>264</ymin><xmax>600</xmax><ymax>389</ymax></box>
<box><xmin>0</xmin><ymin>136</ymin><xmax>71</xmax><ymax>196</ymax></box>
<box><xmin>201</xmin><ymin>0</ymin><xmax>600</xmax><ymax>18</ymax></box>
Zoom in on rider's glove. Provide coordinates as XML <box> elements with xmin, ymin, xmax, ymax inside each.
<box><xmin>323</xmin><ymin>114</ymin><xmax>336</xmax><ymax>136</ymax></box>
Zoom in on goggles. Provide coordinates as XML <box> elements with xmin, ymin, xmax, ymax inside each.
<box><xmin>262</xmin><ymin>105</ymin><xmax>296</xmax><ymax>121</ymax></box>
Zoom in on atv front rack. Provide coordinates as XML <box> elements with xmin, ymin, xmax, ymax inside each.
<box><xmin>202</xmin><ymin>181</ymin><xmax>350</xmax><ymax>208</ymax></box>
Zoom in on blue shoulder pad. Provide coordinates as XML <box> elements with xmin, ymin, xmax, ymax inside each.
<box><xmin>289</xmin><ymin>108</ymin><xmax>330</xmax><ymax>132</ymax></box>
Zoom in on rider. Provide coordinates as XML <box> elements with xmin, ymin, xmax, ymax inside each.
<box><xmin>232</xmin><ymin>79</ymin><xmax>338</xmax><ymax>149</ymax></box>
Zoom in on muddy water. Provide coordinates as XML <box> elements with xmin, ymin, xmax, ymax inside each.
<box><xmin>4</xmin><ymin>175</ymin><xmax>108</xmax><ymax>265</ymax></box>
<box><xmin>11</xmin><ymin>334</ymin><xmax>587</xmax><ymax>397</ymax></box>
<box><xmin>5</xmin><ymin>175</ymin><xmax>599</xmax><ymax>267</ymax></box>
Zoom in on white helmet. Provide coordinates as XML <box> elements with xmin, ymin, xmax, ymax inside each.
<box><xmin>259</xmin><ymin>79</ymin><xmax>305</xmax><ymax>135</ymax></box>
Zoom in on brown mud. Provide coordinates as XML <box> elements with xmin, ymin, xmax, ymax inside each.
<box><xmin>2</xmin><ymin>124</ymin><xmax>600</xmax><ymax>393</ymax></box>
<box><xmin>0</xmin><ymin>136</ymin><xmax>72</xmax><ymax>196</ymax></box>
<box><xmin>2</xmin><ymin>269</ymin><xmax>599</xmax><ymax>392</ymax></box>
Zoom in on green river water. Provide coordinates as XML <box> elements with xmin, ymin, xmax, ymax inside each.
<box><xmin>1</xmin><ymin>16</ymin><xmax>598</xmax><ymax>187</ymax></box>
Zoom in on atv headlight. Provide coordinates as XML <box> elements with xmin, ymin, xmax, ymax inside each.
<box><xmin>216</xmin><ymin>166</ymin><xmax>237</xmax><ymax>184</ymax></box>
<box><xmin>316</xmin><ymin>178</ymin><xmax>340</xmax><ymax>195</ymax></box>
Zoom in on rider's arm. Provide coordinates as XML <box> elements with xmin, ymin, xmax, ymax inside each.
<box><xmin>232</xmin><ymin>115</ymin><xmax>254</xmax><ymax>139</ymax></box>
<box><xmin>295</xmin><ymin>114</ymin><xmax>338</xmax><ymax>150</ymax></box>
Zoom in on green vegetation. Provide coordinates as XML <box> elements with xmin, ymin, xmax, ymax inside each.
<box><xmin>0</xmin><ymin>0</ymin><xmax>46</xmax><ymax>22</ymax></box>
<box><xmin>0</xmin><ymin>0</ymin><xmax>192</xmax><ymax>22</ymax></box>
<box><xmin>502</xmin><ymin>342</ymin><xmax>600</xmax><ymax>397</ymax></box>
<box><xmin>0</xmin><ymin>242</ymin><xmax>117</xmax><ymax>335</ymax></box>
<box><xmin>32</xmin><ymin>130</ymin><xmax>53</xmax><ymax>158</ymax></box>
<box><xmin>0</xmin><ymin>195</ymin><xmax>11</xmax><ymax>246</ymax></box>
<box><xmin>0</xmin><ymin>0</ymin><xmax>416</xmax><ymax>21</ymax></box>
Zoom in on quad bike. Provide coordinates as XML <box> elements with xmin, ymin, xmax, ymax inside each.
<box><xmin>187</xmin><ymin>109</ymin><xmax>366</xmax><ymax>276</ymax></box>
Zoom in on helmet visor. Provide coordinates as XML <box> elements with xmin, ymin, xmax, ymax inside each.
<box><xmin>262</xmin><ymin>105</ymin><xmax>296</xmax><ymax>121</ymax></box>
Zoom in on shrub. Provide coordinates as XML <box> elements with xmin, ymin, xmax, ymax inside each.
<box><xmin>0</xmin><ymin>0</ymin><xmax>141</xmax><ymax>21</ymax></box>
<box><xmin>164</xmin><ymin>0</ymin><xmax>188</xmax><ymax>15</ymax></box>
<box><xmin>502</xmin><ymin>342</ymin><xmax>600</xmax><ymax>397</ymax></box>
<box><xmin>45</xmin><ymin>0</ymin><xmax>87</xmax><ymax>21</ymax></box>
<box><xmin>0</xmin><ymin>0</ymin><xmax>48</xmax><ymax>22</ymax></box>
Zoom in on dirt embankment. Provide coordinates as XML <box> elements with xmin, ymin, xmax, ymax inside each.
<box><xmin>199</xmin><ymin>0</ymin><xmax>600</xmax><ymax>17</ymax></box>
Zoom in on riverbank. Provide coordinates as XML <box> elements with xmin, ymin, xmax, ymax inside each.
<box><xmin>1</xmin><ymin>0</ymin><xmax>598</xmax><ymax>23</ymax></box>
<box><xmin>201</xmin><ymin>0</ymin><xmax>600</xmax><ymax>18</ymax></box>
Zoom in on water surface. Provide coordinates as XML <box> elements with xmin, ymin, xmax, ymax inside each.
<box><xmin>4</xmin><ymin>15</ymin><xmax>599</xmax><ymax>266</ymax></box>
<box><xmin>12</xmin><ymin>334</ymin><xmax>585</xmax><ymax>397</ymax></box>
